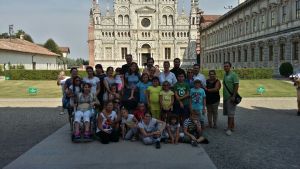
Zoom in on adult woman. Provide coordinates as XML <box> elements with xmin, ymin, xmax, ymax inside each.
<box><xmin>205</xmin><ymin>70</ymin><xmax>221</xmax><ymax>128</ymax></box>
<box><xmin>158</xmin><ymin>61</ymin><xmax>177</xmax><ymax>87</ymax></box>
<box><xmin>96</xmin><ymin>101</ymin><xmax>119</xmax><ymax>144</ymax></box>
<box><xmin>138</xmin><ymin>112</ymin><xmax>166</xmax><ymax>149</ymax></box>
<box><xmin>185</xmin><ymin>69</ymin><xmax>194</xmax><ymax>89</ymax></box>
<box><xmin>103</xmin><ymin>67</ymin><xmax>116</xmax><ymax>102</ymax></box>
<box><xmin>83</xmin><ymin>66</ymin><xmax>100</xmax><ymax>96</ymax></box>
<box><xmin>95</xmin><ymin>64</ymin><xmax>107</xmax><ymax>109</ymax></box>
<box><xmin>122</xmin><ymin>62</ymin><xmax>140</xmax><ymax>112</ymax></box>
<box><xmin>57</xmin><ymin>71</ymin><xmax>69</xmax><ymax>115</ymax></box>
<box><xmin>73</xmin><ymin>83</ymin><xmax>99</xmax><ymax>141</ymax></box>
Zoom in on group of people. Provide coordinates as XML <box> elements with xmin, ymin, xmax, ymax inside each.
<box><xmin>57</xmin><ymin>54</ymin><xmax>240</xmax><ymax>148</ymax></box>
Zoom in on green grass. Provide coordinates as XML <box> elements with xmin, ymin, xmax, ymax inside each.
<box><xmin>0</xmin><ymin>79</ymin><xmax>296</xmax><ymax>98</ymax></box>
<box><xmin>0</xmin><ymin>80</ymin><xmax>62</xmax><ymax>98</ymax></box>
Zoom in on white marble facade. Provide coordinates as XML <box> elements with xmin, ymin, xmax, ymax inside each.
<box><xmin>88</xmin><ymin>0</ymin><xmax>199</xmax><ymax>69</ymax></box>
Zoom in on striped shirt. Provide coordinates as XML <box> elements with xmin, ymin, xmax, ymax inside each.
<box><xmin>183</xmin><ymin>118</ymin><xmax>198</xmax><ymax>133</ymax></box>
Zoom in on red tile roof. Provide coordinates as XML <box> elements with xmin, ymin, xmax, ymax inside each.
<box><xmin>202</xmin><ymin>15</ymin><xmax>221</xmax><ymax>22</ymax></box>
<box><xmin>59</xmin><ymin>47</ymin><xmax>70</xmax><ymax>54</ymax></box>
<box><xmin>0</xmin><ymin>38</ymin><xmax>60</xmax><ymax>57</ymax></box>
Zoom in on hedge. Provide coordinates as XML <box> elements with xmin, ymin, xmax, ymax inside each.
<box><xmin>202</xmin><ymin>68</ymin><xmax>273</xmax><ymax>79</ymax></box>
<box><xmin>2</xmin><ymin>68</ymin><xmax>272</xmax><ymax>80</ymax></box>
<box><xmin>4</xmin><ymin>70</ymin><xmax>87</xmax><ymax>80</ymax></box>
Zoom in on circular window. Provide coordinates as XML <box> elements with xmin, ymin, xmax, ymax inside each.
<box><xmin>141</xmin><ymin>18</ymin><xmax>151</xmax><ymax>27</ymax></box>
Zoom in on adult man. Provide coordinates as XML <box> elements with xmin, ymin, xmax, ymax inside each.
<box><xmin>121</xmin><ymin>54</ymin><xmax>133</xmax><ymax>75</ymax></box>
<box><xmin>142</xmin><ymin>57</ymin><xmax>160</xmax><ymax>77</ymax></box>
<box><xmin>170</xmin><ymin>58</ymin><xmax>186</xmax><ymax>79</ymax></box>
<box><xmin>223</xmin><ymin>62</ymin><xmax>239</xmax><ymax>136</ymax></box>
<box><xmin>290</xmin><ymin>72</ymin><xmax>300</xmax><ymax>116</ymax></box>
<box><xmin>192</xmin><ymin>64</ymin><xmax>206</xmax><ymax>88</ymax></box>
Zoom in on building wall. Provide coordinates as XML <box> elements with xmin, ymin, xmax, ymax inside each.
<box><xmin>200</xmin><ymin>0</ymin><xmax>300</xmax><ymax>74</ymax></box>
<box><xmin>89</xmin><ymin>0</ymin><xmax>199</xmax><ymax>69</ymax></box>
<box><xmin>0</xmin><ymin>51</ymin><xmax>60</xmax><ymax>70</ymax></box>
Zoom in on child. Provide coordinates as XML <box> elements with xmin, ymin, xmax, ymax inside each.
<box><xmin>183</xmin><ymin>110</ymin><xmax>209</xmax><ymax>146</ymax></box>
<box><xmin>120</xmin><ymin>107</ymin><xmax>138</xmax><ymax>141</ymax></box>
<box><xmin>190</xmin><ymin>79</ymin><xmax>207</xmax><ymax>129</ymax></box>
<box><xmin>166</xmin><ymin>115</ymin><xmax>181</xmax><ymax>144</ymax></box>
<box><xmin>174</xmin><ymin>72</ymin><xmax>190</xmax><ymax>124</ymax></box>
<box><xmin>159</xmin><ymin>81</ymin><xmax>174</xmax><ymax>122</ymax></box>
<box><xmin>107</xmin><ymin>84</ymin><xmax>120</xmax><ymax>102</ymax></box>
<box><xmin>146</xmin><ymin>77</ymin><xmax>162</xmax><ymax>119</ymax></box>
<box><xmin>133</xmin><ymin>102</ymin><xmax>147</xmax><ymax>122</ymax></box>
<box><xmin>115</xmin><ymin>67</ymin><xmax>124</xmax><ymax>92</ymax></box>
<box><xmin>136</xmin><ymin>73</ymin><xmax>152</xmax><ymax>105</ymax></box>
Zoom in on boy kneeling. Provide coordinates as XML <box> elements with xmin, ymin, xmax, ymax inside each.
<box><xmin>183</xmin><ymin>110</ymin><xmax>209</xmax><ymax>146</ymax></box>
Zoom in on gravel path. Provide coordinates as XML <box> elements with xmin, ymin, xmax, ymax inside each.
<box><xmin>1</xmin><ymin>98</ymin><xmax>299</xmax><ymax>169</ymax></box>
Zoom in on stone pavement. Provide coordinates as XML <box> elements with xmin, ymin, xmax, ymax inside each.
<box><xmin>4</xmin><ymin>124</ymin><xmax>217</xmax><ymax>169</ymax></box>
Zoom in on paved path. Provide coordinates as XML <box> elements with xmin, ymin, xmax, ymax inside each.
<box><xmin>4</xmin><ymin>125</ymin><xmax>217</xmax><ymax>169</ymax></box>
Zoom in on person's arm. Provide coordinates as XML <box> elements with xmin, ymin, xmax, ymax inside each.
<box><xmin>170</xmin><ymin>94</ymin><xmax>174</xmax><ymax>111</ymax></box>
<box><xmin>183</xmin><ymin>127</ymin><xmax>196</xmax><ymax>141</ymax></box>
<box><xmin>146</xmin><ymin>89</ymin><xmax>151</xmax><ymax>106</ymax></box>
<box><xmin>121</xmin><ymin>123</ymin><xmax>126</xmax><ymax>139</ymax></box>
<box><xmin>139</xmin><ymin>127</ymin><xmax>152</xmax><ymax>137</ymax></box>
<box><xmin>207</xmin><ymin>80</ymin><xmax>221</xmax><ymax>92</ymax></box>
<box><xmin>159</xmin><ymin>94</ymin><xmax>163</xmax><ymax>110</ymax></box>
<box><xmin>96</xmin><ymin>80</ymin><xmax>101</xmax><ymax>96</ymax></box>
<box><xmin>203</xmin><ymin>97</ymin><xmax>207</xmax><ymax>114</ymax></box>
<box><xmin>175</xmin><ymin>125</ymin><xmax>180</xmax><ymax>144</ymax></box>
<box><xmin>172</xmin><ymin>74</ymin><xmax>178</xmax><ymax>86</ymax></box>
<box><xmin>156</xmin><ymin>119</ymin><xmax>166</xmax><ymax>134</ymax></box>
<box><xmin>103</xmin><ymin>78</ymin><xmax>111</xmax><ymax>93</ymax></box>
<box><xmin>97</xmin><ymin>114</ymin><xmax>104</xmax><ymax>131</ymax></box>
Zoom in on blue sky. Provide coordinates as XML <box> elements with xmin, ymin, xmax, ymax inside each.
<box><xmin>0</xmin><ymin>0</ymin><xmax>237</xmax><ymax>59</ymax></box>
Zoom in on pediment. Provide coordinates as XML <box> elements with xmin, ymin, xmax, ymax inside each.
<box><xmin>135</xmin><ymin>6</ymin><xmax>156</xmax><ymax>14</ymax></box>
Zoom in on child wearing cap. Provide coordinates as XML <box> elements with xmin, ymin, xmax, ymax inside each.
<box><xmin>189</xmin><ymin>79</ymin><xmax>207</xmax><ymax>129</ymax></box>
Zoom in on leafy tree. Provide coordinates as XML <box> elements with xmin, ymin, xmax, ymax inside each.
<box><xmin>44</xmin><ymin>39</ymin><xmax>62</xmax><ymax>55</ymax></box>
<box><xmin>0</xmin><ymin>33</ymin><xmax>9</xmax><ymax>39</ymax></box>
<box><xmin>15</xmin><ymin>30</ymin><xmax>34</xmax><ymax>43</ymax></box>
<box><xmin>279</xmin><ymin>62</ymin><xmax>293</xmax><ymax>77</ymax></box>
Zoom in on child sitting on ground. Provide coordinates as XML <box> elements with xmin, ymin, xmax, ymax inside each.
<box><xmin>183</xmin><ymin>110</ymin><xmax>209</xmax><ymax>146</ymax></box>
<box><xmin>166</xmin><ymin>115</ymin><xmax>182</xmax><ymax>144</ymax></box>
<box><xmin>120</xmin><ymin>107</ymin><xmax>138</xmax><ymax>141</ymax></box>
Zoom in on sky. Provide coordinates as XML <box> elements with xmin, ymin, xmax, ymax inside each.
<box><xmin>0</xmin><ymin>0</ymin><xmax>237</xmax><ymax>59</ymax></box>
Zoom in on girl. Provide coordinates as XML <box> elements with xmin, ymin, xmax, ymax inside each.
<box><xmin>104</xmin><ymin>84</ymin><xmax>120</xmax><ymax>102</ymax></box>
<box><xmin>136</xmin><ymin>73</ymin><xmax>152</xmax><ymax>105</ymax></box>
<box><xmin>167</xmin><ymin>115</ymin><xmax>181</xmax><ymax>144</ymax></box>
<box><xmin>159</xmin><ymin>81</ymin><xmax>174</xmax><ymax>122</ymax></box>
<box><xmin>96</xmin><ymin>101</ymin><xmax>120</xmax><ymax>144</ymax></box>
<box><xmin>146</xmin><ymin>77</ymin><xmax>162</xmax><ymax>119</ymax></box>
<box><xmin>73</xmin><ymin>83</ymin><xmax>99</xmax><ymax>141</ymax></box>
<box><xmin>120</xmin><ymin>107</ymin><xmax>138</xmax><ymax>141</ymax></box>
<box><xmin>83</xmin><ymin>66</ymin><xmax>100</xmax><ymax>96</ymax></box>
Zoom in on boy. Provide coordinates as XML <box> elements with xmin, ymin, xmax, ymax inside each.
<box><xmin>183</xmin><ymin>110</ymin><xmax>209</xmax><ymax>146</ymax></box>
<box><xmin>173</xmin><ymin>72</ymin><xmax>190</xmax><ymax>124</ymax></box>
<box><xmin>190</xmin><ymin>80</ymin><xmax>207</xmax><ymax>129</ymax></box>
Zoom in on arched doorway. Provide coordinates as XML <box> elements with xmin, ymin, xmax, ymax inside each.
<box><xmin>141</xmin><ymin>44</ymin><xmax>151</xmax><ymax>67</ymax></box>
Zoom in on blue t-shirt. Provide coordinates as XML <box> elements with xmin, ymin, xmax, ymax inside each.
<box><xmin>190</xmin><ymin>88</ymin><xmax>206</xmax><ymax>110</ymax></box>
<box><xmin>125</xmin><ymin>73</ymin><xmax>140</xmax><ymax>89</ymax></box>
<box><xmin>136</xmin><ymin>81</ymin><xmax>152</xmax><ymax>104</ymax></box>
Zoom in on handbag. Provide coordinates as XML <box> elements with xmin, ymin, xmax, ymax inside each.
<box><xmin>223</xmin><ymin>81</ymin><xmax>242</xmax><ymax>105</ymax></box>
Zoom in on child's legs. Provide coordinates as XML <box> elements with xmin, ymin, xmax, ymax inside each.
<box><xmin>83</xmin><ymin>110</ymin><xmax>92</xmax><ymax>132</ymax></box>
<box><xmin>125</xmin><ymin>128</ymin><xmax>137</xmax><ymax>140</ymax></box>
<box><xmin>74</xmin><ymin>111</ymin><xmax>84</xmax><ymax>133</ymax></box>
<box><xmin>196</xmin><ymin>109</ymin><xmax>205</xmax><ymax>126</ymax></box>
<box><xmin>151</xmin><ymin>109</ymin><xmax>160</xmax><ymax>119</ymax></box>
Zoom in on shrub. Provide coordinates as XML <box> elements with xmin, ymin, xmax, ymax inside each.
<box><xmin>5</xmin><ymin>70</ymin><xmax>87</xmax><ymax>80</ymax></box>
<box><xmin>202</xmin><ymin>68</ymin><xmax>273</xmax><ymax>79</ymax></box>
<box><xmin>279</xmin><ymin>62</ymin><xmax>293</xmax><ymax>77</ymax></box>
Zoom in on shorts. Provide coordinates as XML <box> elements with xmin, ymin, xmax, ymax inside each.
<box><xmin>173</xmin><ymin>102</ymin><xmax>190</xmax><ymax>119</ymax></box>
<box><xmin>223</xmin><ymin>99</ymin><xmax>236</xmax><ymax>117</ymax></box>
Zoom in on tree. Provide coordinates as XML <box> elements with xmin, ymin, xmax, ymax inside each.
<box><xmin>279</xmin><ymin>62</ymin><xmax>293</xmax><ymax>77</ymax></box>
<box><xmin>0</xmin><ymin>33</ymin><xmax>9</xmax><ymax>39</ymax></box>
<box><xmin>15</xmin><ymin>30</ymin><xmax>34</xmax><ymax>43</ymax></box>
<box><xmin>43</xmin><ymin>39</ymin><xmax>62</xmax><ymax>55</ymax></box>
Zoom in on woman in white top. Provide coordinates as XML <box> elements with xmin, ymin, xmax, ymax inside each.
<box><xmin>83</xmin><ymin>66</ymin><xmax>100</xmax><ymax>96</ymax></box>
<box><xmin>159</xmin><ymin>61</ymin><xmax>177</xmax><ymax>87</ymax></box>
<box><xmin>96</xmin><ymin>101</ymin><xmax>120</xmax><ymax>144</ymax></box>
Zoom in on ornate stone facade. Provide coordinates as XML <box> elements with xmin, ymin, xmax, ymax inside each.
<box><xmin>200</xmin><ymin>0</ymin><xmax>300</xmax><ymax>74</ymax></box>
<box><xmin>88</xmin><ymin>0</ymin><xmax>200</xmax><ymax>69</ymax></box>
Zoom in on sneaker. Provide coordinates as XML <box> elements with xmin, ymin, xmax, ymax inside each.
<box><xmin>155</xmin><ymin>141</ymin><xmax>161</xmax><ymax>149</ymax></box>
<box><xmin>191</xmin><ymin>140</ymin><xmax>198</xmax><ymax>147</ymax></box>
<box><xmin>131</xmin><ymin>137</ymin><xmax>137</xmax><ymax>142</ymax></box>
<box><xmin>225</xmin><ymin>129</ymin><xmax>232</xmax><ymax>136</ymax></box>
<box><xmin>73</xmin><ymin>133</ymin><xmax>81</xmax><ymax>141</ymax></box>
<box><xmin>59</xmin><ymin>111</ymin><xmax>65</xmax><ymax>115</ymax></box>
<box><xmin>84</xmin><ymin>132</ymin><xmax>91</xmax><ymax>139</ymax></box>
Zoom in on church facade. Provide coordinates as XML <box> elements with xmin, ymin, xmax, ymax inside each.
<box><xmin>88</xmin><ymin>0</ymin><xmax>200</xmax><ymax>69</ymax></box>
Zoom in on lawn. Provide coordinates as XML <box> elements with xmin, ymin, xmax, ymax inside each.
<box><xmin>0</xmin><ymin>79</ymin><xmax>296</xmax><ymax>98</ymax></box>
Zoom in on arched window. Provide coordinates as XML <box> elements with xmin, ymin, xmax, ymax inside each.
<box><xmin>118</xmin><ymin>15</ymin><xmax>123</xmax><ymax>25</ymax></box>
<box><xmin>162</xmin><ymin>15</ymin><xmax>167</xmax><ymax>25</ymax></box>
<box><xmin>124</xmin><ymin>15</ymin><xmax>129</xmax><ymax>25</ymax></box>
<box><xmin>168</xmin><ymin>15</ymin><xmax>173</xmax><ymax>25</ymax></box>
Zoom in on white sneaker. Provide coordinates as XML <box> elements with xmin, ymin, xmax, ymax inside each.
<box><xmin>59</xmin><ymin>111</ymin><xmax>65</xmax><ymax>115</ymax></box>
<box><xmin>225</xmin><ymin>129</ymin><xmax>232</xmax><ymax>136</ymax></box>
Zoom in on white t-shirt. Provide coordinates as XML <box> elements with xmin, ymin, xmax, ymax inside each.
<box><xmin>138</xmin><ymin>118</ymin><xmax>158</xmax><ymax>133</ymax></box>
<box><xmin>83</xmin><ymin>77</ymin><xmax>100</xmax><ymax>95</ymax></box>
<box><xmin>159</xmin><ymin>72</ymin><xmax>177</xmax><ymax>86</ymax></box>
<box><xmin>97</xmin><ymin>111</ymin><xmax>118</xmax><ymax>133</ymax></box>
<box><xmin>121</xmin><ymin>114</ymin><xmax>135</xmax><ymax>126</ymax></box>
